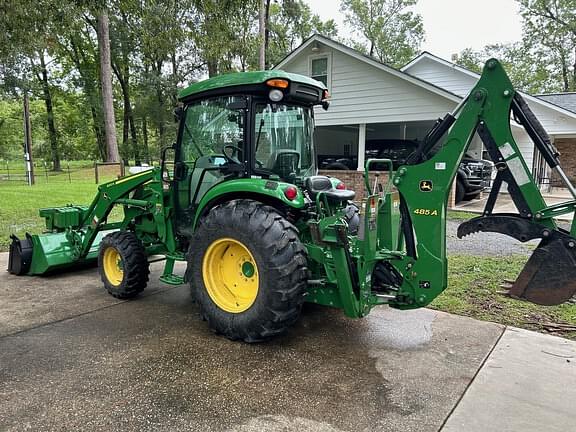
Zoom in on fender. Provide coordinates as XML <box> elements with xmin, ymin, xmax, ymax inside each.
<box><xmin>192</xmin><ymin>178</ymin><xmax>306</xmax><ymax>229</ymax></box>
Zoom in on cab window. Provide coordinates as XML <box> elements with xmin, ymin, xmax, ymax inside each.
<box><xmin>180</xmin><ymin>96</ymin><xmax>245</xmax><ymax>166</ymax></box>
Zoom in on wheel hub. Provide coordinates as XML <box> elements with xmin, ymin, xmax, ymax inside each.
<box><xmin>202</xmin><ymin>238</ymin><xmax>259</xmax><ymax>313</ymax></box>
<box><xmin>103</xmin><ymin>247</ymin><xmax>123</xmax><ymax>286</ymax></box>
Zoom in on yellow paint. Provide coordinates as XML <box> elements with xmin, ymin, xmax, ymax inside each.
<box><xmin>413</xmin><ymin>208</ymin><xmax>439</xmax><ymax>216</ymax></box>
<box><xmin>202</xmin><ymin>238</ymin><xmax>259</xmax><ymax>313</ymax></box>
<box><xmin>103</xmin><ymin>247</ymin><xmax>124</xmax><ymax>285</ymax></box>
<box><xmin>114</xmin><ymin>170</ymin><xmax>149</xmax><ymax>185</ymax></box>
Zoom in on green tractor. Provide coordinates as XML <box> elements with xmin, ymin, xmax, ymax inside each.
<box><xmin>8</xmin><ymin>60</ymin><xmax>576</xmax><ymax>342</ymax></box>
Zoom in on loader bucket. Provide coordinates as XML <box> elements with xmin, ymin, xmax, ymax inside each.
<box><xmin>508</xmin><ymin>237</ymin><xmax>576</xmax><ymax>306</ymax></box>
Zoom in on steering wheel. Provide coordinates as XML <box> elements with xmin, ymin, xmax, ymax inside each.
<box><xmin>223</xmin><ymin>144</ymin><xmax>243</xmax><ymax>164</ymax></box>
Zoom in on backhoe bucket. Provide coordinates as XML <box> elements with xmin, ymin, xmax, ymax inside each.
<box><xmin>508</xmin><ymin>237</ymin><xmax>576</xmax><ymax>305</ymax></box>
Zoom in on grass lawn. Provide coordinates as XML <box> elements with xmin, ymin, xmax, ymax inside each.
<box><xmin>1</xmin><ymin>180</ymin><xmax>574</xmax><ymax>338</ymax></box>
<box><xmin>432</xmin><ymin>255</ymin><xmax>576</xmax><ymax>340</ymax></box>
<box><xmin>446</xmin><ymin>210</ymin><xmax>478</xmax><ymax>220</ymax></box>
<box><xmin>0</xmin><ymin>167</ymin><xmax>118</xmax><ymax>251</ymax></box>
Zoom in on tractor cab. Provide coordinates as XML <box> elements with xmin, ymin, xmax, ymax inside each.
<box><xmin>169</xmin><ymin>71</ymin><xmax>351</xmax><ymax>231</ymax></box>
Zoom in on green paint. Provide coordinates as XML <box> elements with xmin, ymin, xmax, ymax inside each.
<box><xmin>18</xmin><ymin>59</ymin><xmax>576</xmax><ymax>326</ymax></box>
<box><xmin>178</xmin><ymin>70</ymin><xmax>326</xmax><ymax>100</ymax></box>
<box><xmin>242</xmin><ymin>262</ymin><xmax>255</xmax><ymax>278</ymax></box>
<box><xmin>193</xmin><ymin>178</ymin><xmax>305</xmax><ymax>229</ymax></box>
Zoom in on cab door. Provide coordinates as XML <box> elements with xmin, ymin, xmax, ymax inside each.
<box><xmin>174</xmin><ymin>95</ymin><xmax>247</xmax><ymax>235</ymax></box>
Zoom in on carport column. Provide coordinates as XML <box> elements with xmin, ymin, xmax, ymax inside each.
<box><xmin>357</xmin><ymin>123</ymin><xmax>366</xmax><ymax>171</ymax></box>
<box><xmin>448</xmin><ymin>179</ymin><xmax>457</xmax><ymax>209</ymax></box>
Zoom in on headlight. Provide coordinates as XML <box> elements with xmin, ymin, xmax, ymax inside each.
<box><xmin>269</xmin><ymin>89</ymin><xmax>284</xmax><ymax>102</ymax></box>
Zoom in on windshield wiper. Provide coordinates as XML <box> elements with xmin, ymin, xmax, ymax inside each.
<box><xmin>254</xmin><ymin>118</ymin><xmax>265</xmax><ymax>153</ymax></box>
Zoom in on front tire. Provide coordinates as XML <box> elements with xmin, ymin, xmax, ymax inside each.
<box><xmin>98</xmin><ymin>231</ymin><xmax>149</xmax><ymax>299</ymax></box>
<box><xmin>187</xmin><ymin>199</ymin><xmax>308</xmax><ymax>342</ymax></box>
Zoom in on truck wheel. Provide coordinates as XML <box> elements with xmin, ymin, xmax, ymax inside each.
<box><xmin>455</xmin><ymin>179</ymin><xmax>465</xmax><ymax>204</ymax></box>
<box><xmin>98</xmin><ymin>231</ymin><xmax>149</xmax><ymax>299</ymax></box>
<box><xmin>187</xmin><ymin>199</ymin><xmax>308</xmax><ymax>342</ymax></box>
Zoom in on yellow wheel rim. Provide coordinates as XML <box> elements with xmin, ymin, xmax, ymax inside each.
<box><xmin>103</xmin><ymin>247</ymin><xmax>124</xmax><ymax>286</ymax></box>
<box><xmin>202</xmin><ymin>238</ymin><xmax>259</xmax><ymax>313</ymax></box>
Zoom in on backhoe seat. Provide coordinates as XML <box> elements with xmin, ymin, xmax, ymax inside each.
<box><xmin>305</xmin><ymin>175</ymin><xmax>355</xmax><ymax>203</ymax></box>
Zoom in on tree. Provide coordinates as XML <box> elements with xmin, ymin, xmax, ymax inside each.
<box><xmin>0</xmin><ymin>0</ymin><xmax>65</xmax><ymax>170</ymax></box>
<box><xmin>340</xmin><ymin>0</ymin><xmax>424</xmax><ymax>67</ymax></box>
<box><xmin>517</xmin><ymin>0</ymin><xmax>576</xmax><ymax>92</ymax></box>
<box><xmin>455</xmin><ymin>43</ymin><xmax>556</xmax><ymax>94</ymax></box>
<box><xmin>97</xmin><ymin>10</ymin><xmax>120</xmax><ymax>163</ymax></box>
<box><xmin>266</xmin><ymin>0</ymin><xmax>338</xmax><ymax>67</ymax></box>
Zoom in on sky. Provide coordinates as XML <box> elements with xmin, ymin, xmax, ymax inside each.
<box><xmin>304</xmin><ymin>0</ymin><xmax>524</xmax><ymax>60</ymax></box>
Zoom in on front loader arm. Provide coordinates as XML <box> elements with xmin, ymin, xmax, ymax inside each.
<box><xmin>72</xmin><ymin>168</ymin><xmax>168</xmax><ymax>259</ymax></box>
<box><xmin>390</xmin><ymin>59</ymin><xmax>575</xmax><ymax>308</ymax></box>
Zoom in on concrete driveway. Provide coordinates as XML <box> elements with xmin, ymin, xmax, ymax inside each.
<box><xmin>455</xmin><ymin>190</ymin><xmax>574</xmax><ymax>221</ymax></box>
<box><xmin>0</xmin><ymin>253</ymin><xmax>574</xmax><ymax>431</ymax></box>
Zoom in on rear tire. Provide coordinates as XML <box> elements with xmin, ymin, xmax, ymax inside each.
<box><xmin>98</xmin><ymin>231</ymin><xmax>149</xmax><ymax>299</ymax></box>
<box><xmin>187</xmin><ymin>199</ymin><xmax>308</xmax><ymax>342</ymax></box>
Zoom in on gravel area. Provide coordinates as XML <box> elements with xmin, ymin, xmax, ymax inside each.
<box><xmin>446</xmin><ymin>219</ymin><xmax>537</xmax><ymax>256</ymax></box>
<box><xmin>446</xmin><ymin>218</ymin><xmax>573</xmax><ymax>257</ymax></box>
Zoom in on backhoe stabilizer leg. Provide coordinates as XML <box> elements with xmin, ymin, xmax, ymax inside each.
<box><xmin>457</xmin><ymin>215</ymin><xmax>576</xmax><ymax>305</ymax></box>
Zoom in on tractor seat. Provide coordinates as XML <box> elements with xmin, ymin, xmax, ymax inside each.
<box><xmin>305</xmin><ymin>176</ymin><xmax>355</xmax><ymax>203</ymax></box>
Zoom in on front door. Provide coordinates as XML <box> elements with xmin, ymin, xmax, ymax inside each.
<box><xmin>175</xmin><ymin>95</ymin><xmax>247</xmax><ymax>234</ymax></box>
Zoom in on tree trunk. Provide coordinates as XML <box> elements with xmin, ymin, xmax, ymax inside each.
<box><xmin>129</xmin><ymin>113</ymin><xmax>141</xmax><ymax>164</ymax></box>
<box><xmin>264</xmin><ymin>0</ymin><xmax>271</xmax><ymax>70</ymax></box>
<box><xmin>141</xmin><ymin>116</ymin><xmax>150</xmax><ymax>162</ymax></box>
<box><xmin>70</xmin><ymin>37</ymin><xmax>106</xmax><ymax>160</ymax></box>
<box><xmin>39</xmin><ymin>51</ymin><xmax>61</xmax><ymax>171</ymax></box>
<box><xmin>97</xmin><ymin>11</ymin><xmax>119</xmax><ymax>162</ymax></box>
<box><xmin>23</xmin><ymin>92</ymin><xmax>35</xmax><ymax>184</ymax></box>
<box><xmin>572</xmin><ymin>47</ymin><xmax>576</xmax><ymax>91</ymax></box>
<box><xmin>207</xmin><ymin>59</ymin><xmax>218</xmax><ymax>77</ymax></box>
<box><xmin>258</xmin><ymin>0</ymin><xmax>266</xmax><ymax>70</ymax></box>
<box><xmin>153</xmin><ymin>60</ymin><xmax>166</xmax><ymax>148</ymax></box>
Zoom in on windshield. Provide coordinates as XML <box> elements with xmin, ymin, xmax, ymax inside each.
<box><xmin>253</xmin><ymin>103</ymin><xmax>316</xmax><ymax>179</ymax></box>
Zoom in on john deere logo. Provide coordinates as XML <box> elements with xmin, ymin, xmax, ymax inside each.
<box><xmin>419</xmin><ymin>180</ymin><xmax>433</xmax><ymax>192</ymax></box>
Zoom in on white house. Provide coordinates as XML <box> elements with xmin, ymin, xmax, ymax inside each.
<box><xmin>274</xmin><ymin>35</ymin><xmax>576</xmax><ymax>190</ymax></box>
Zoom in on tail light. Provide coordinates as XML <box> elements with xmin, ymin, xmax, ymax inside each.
<box><xmin>284</xmin><ymin>186</ymin><xmax>298</xmax><ymax>200</ymax></box>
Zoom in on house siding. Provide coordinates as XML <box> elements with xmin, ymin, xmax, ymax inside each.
<box><xmin>279</xmin><ymin>38</ymin><xmax>576</xmax><ymax>188</ymax></box>
<box><xmin>279</xmin><ymin>44</ymin><xmax>457</xmax><ymax>127</ymax></box>
<box><xmin>404</xmin><ymin>56</ymin><xmax>576</xmax><ymax>136</ymax></box>
<box><xmin>403</xmin><ymin>57</ymin><xmax>477</xmax><ymax>97</ymax></box>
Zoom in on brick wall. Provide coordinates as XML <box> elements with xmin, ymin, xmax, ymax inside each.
<box><xmin>319</xmin><ymin>169</ymin><xmax>389</xmax><ymax>201</ymax></box>
<box><xmin>318</xmin><ymin>169</ymin><xmax>457</xmax><ymax>208</ymax></box>
<box><xmin>553</xmin><ymin>138</ymin><xmax>576</xmax><ymax>186</ymax></box>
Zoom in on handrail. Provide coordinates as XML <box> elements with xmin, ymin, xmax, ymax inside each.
<box><xmin>364</xmin><ymin>158</ymin><xmax>393</xmax><ymax>196</ymax></box>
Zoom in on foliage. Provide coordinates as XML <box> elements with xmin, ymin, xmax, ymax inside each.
<box><xmin>455</xmin><ymin>43</ymin><xmax>557</xmax><ymax>94</ymax></box>
<box><xmin>0</xmin><ymin>0</ymin><xmax>336</xmax><ymax>167</ymax></box>
<box><xmin>456</xmin><ymin>1</ymin><xmax>576</xmax><ymax>94</ymax></box>
<box><xmin>518</xmin><ymin>0</ymin><xmax>576</xmax><ymax>92</ymax></box>
<box><xmin>267</xmin><ymin>0</ymin><xmax>338</xmax><ymax>67</ymax></box>
<box><xmin>340</xmin><ymin>0</ymin><xmax>424</xmax><ymax>67</ymax></box>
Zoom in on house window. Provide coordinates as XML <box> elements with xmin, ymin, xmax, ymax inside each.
<box><xmin>311</xmin><ymin>57</ymin><xmax>328</xmax><ymax>86</ymax></box>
